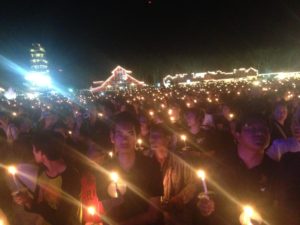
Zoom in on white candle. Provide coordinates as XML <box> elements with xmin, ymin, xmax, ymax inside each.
<box><xmin>197</xmin><ymin>170</ymin><xmax>208</xmax><ymax>194</ymax></box>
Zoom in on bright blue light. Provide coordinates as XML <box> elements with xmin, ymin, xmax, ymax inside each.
<box><xmin>68</xmin><ymin>88</ymin><xmax>74</xmax><ymax>93</ymax></box>
<box><xmin>25</xmin><ymin>72</ymin><xmax>52</xmax><ymax>87</ymax></box>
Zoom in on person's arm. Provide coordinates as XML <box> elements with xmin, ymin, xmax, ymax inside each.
<box><xmin>119</xmin><ymin>197</ymin><xmax>161</xmax><ymax>225</ymax></box>
<box><xmin>171</xmin><ymin>164</ymin><xmax>198</xmax><ymax>205</ymax></box>
<box><xmin>32</xmin><ymin>168</ymin><xmax>81</xmax><ymax>225</ymax></box>
<box><xmin>266</xmin><ymin>140</ymin><xmax>283</xmax><ymax>161</ymax></box>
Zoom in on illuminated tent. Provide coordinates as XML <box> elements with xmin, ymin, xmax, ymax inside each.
<box><xmin>90</xmin><ymin>66</ymin><xmax>146</xmax><ymax>92</ymax></box>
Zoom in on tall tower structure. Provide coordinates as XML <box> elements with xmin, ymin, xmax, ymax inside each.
<box><xmin>30</xmin><ymin>43</ymin><xmax>49</xmax><ymax>75</ymax></box>
<box><xmin>26</xmin><ymin>43</ymin><xmax>52</xmax><ymax>88</ymax></box>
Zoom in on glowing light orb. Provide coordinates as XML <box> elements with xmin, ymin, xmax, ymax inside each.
<box><xmin>25</xmin><ymin>72</ymin><xmax>52</xmax><ymax>87</ymax></box>
<box><xmin>197</xmin><ymin>170</ymin><xmax>206</xmax><ymax>180</ymax></box>
<box><xmin>87</xmin><ymin>206</ymin><xmax>96</xmax><ymax>216</ymax></box>
<box><xmin>110</xmin><ymin>172</ymin><xmax>119</xmax><ymax>183</ymax></box>
<box><xmin>7</xmin><ymin>165</ymin><xmax>17</xmax><ymax>175</ymax></box>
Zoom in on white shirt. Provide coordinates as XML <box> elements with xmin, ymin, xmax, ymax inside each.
<box><xmin>266</xmin><ymin>137</ymin><xmax>300</xmax><ymax>161</ymax></box>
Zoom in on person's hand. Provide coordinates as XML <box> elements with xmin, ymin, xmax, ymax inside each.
<box><xmin>197</xmin><ymin>197</ymin><xmax>215</xmax><ymax>217</ymax></box>
<box><xmin>12</xmin><ymin>190</ymin><xmax>33</xmax><ymax>208</ymax></box>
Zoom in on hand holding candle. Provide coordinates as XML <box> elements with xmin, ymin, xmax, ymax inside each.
<box><xmin>7</xmin><ymin>165</ymin><xmax>34</xmax><ymax>196</ymax></box>
<box><xmin>110</xmin><ymin>172</ymin><xmax>119</xmax><ymax>198</ymax></box>
<box><xmin>239</xmin><ymin>205</ymin><xmax>262</xmax><ymax>225</ymax></box>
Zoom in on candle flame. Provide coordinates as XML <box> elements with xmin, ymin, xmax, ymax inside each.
<box><xmin>7</xmin><ymin>165</ymin><xmax>17</xmax><ymax>175</ymax></box>
<box><xmin>111</xmin><ymin>172</ymin><xmax>119</xmax><ymax>183</ymax></box>
<box><xmin>87</xmin><ymin>206</ymin><xmax>96</xmax><ymax>216</ymax></box>
<box><xmin>197</xmin><ymin>170</ymin><xmax>206</xmax><ymax>180</ymax></box>
<box><xmin>243</xmin><ymin>205</ymin><xmax>254</xmax><ymax>218</ymax></box>
<box><xmin>180</xmin><ymin>134</ymin><xmax>187</xmax><ymax>141</ymax></box>
<box><xmin>137</xmin><ymin>139</ymin><xmax>142</xmax><ymax>145</ymax></box>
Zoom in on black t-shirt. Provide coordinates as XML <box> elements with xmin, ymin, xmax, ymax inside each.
<box><xmin>269</xmin><ymin>119</ymin><xmax>290</xmax><ymax>144</ymax></box>
<box><xmin>277</xmin><ymin>152</ymin><xmax>300</xmax><ymax>224</ymax></box>
<box><xmin>214</xmin><ymin>151</ymin><xmax>279</xmax><ymax>225</ymax></box>
<box><xmin>96</xmin><ymin>153</ymin><xmax>163</xmax><ymax>223</ymax></box>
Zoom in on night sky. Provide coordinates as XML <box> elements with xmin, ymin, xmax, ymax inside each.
<box><xmin>1</xmin><ymin>0</ymin><xmax>300</xmax><ymax>88</ymax></box>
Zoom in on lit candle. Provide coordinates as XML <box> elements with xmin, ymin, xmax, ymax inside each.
<box><xmin>239</xmin><ymin>205</ymin><xmax>262</xmax><ymax>225</ymax></box>
<box><xmin>240</xmin><ymin>205</ymin><xmax>254</xmax><ymax>225</ymax></box>
<box><xmin>229</xmin><ymin>113</ymin><xmax>235</xmax><ymax>119</ymax></box>
<box><xmin>197</xmin><ymin>170</ymin><xmax>208</xmax><ymax>195</ymax></box>
<box><xmin>180</xmin><ymin>134</ymin><xmax>187</xmax><ymax>149</ymax></box>
<box><xmin>68</xmin><ymin>130</ymin><xmax>72</xmax><ymax>135</ymax></box>
<box><xmin>110</xmin><ymin>172</ymin><xmax>119</xmax><ymax>198</ymax></box>
<box><xmin>98</xmin><ymin>113</ymin><xmax>103</xmax><ymax>118</ymax></box>
<box><xmin>108</xmin><ymin>151</ymin><xmax>114</xmax><ymax>158</ymax></box>
<box><xmin>149</xmin><ymin>111</ymin><xmax>154</xmax><ymax>117</ymax></box>
<box><xmin>168</xmin><ymin>109</ymin><xmax>173</xmax><ymax>116</ymax></box>
<box><xmin>7</xmin><ymin>165</ymin><xmax>33</xmax><ymax>195</ymax></box>
<box><xmin>7</xmin><ymin>165</ymin><xmax>17</xmax><ymax>176</ymax></box>
<box><xmin>87</xmin><ymin>206</ymin><xmax>96</xmax><ymax>216</ymax></box>
<box><xmin>137</xmin><ymin>138</ymin><xmax>142</xmax><ymax>150</ymax></box>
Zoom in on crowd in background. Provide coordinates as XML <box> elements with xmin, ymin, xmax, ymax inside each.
<box><xmin>0</xmin><ymin>77</ymin><xmax>300</xmax><ymax>225</ymax></box>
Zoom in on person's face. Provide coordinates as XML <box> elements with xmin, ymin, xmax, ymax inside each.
<box><xmin>149</xmin><ymin>130</ymin><xmax>170</xmax><ymax>155</ymax></box>
<box><xmin>236</xmin><ymin>122</ymin><xmax>270</xmax><ymax>152</ymax></box>
<box><xmin>184</xmin><ymin>112</ymin><xmax>198</xmax><ymax>127</ymax></box>
<box><xmin>32</xmin><ymin>145</ymin><xmax>43</xmax><ymax>164</ymax></box>
<box><xmin>274</xmin><ymin>105</ymin><xmax>288</xmax><ymax>122</ymax></box>
<box><xmin>111</xmin><ymin>122</ymin><xmax>137</xmax><ymax>154</ymax></box>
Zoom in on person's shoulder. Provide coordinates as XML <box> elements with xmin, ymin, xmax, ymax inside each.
<box><xmin>272</xmin><ymin>137</ymin><xmax>290</xmax><ymax>146</ymax></box>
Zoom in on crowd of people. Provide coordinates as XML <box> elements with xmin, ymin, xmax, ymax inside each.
<box><xmin>0</xmin><ymin>77</ymin><xmax>300</xmax><ymax>225</ymax></box>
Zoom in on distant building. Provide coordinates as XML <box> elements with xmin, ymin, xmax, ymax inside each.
<box><xmin>90</xmin><ymin>66</ymin><xmax>146</xmax><ymax>92</ymax></box>
<box><xmin>30</xmin><ymin>43</ymin><xmax>49</xmax><ymax>75</ymax></box>
<box><xmin>163</xmin><ymin>67</ymin><xmax>258</xmax><ymax>87</ymax></box>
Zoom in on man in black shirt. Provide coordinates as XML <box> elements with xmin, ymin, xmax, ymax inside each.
<box><xmin>215</xmin><ymin>114</ymin><xmax>279</xmax><ymax>225</ymax></box>
<box><xmin>96</xmin><ymin>111</ymin><xmax>163</xmax><ymax>225</ymax></box>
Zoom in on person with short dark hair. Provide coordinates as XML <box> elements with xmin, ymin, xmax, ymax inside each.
<box><xmin>269</xmin><ymin>101</ymin><xmax>289</xmax><ymax>143</ymax></box>
<box><xmin>267</xmin><ymin>107</ymin><xmax>300</xmax><ymax>161</ymax></box>
<box><xmin>13</xmin><ymin>130</ymin><xmax>81</xmax><ymax>225</ymax></box>
<box><xmin>216</xmin><ymin>114</ymin><xmax>279</xmax><ymax>225</ymax></box>
<box><xmin>148</xmin><ymin>123</ymin><xmax>215</xmax><ymax>225</ymax></box>
<box><xmin>96</xmin><ymin>111</ymin><xmax>163</xmax><ymax>225</ymax></box>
